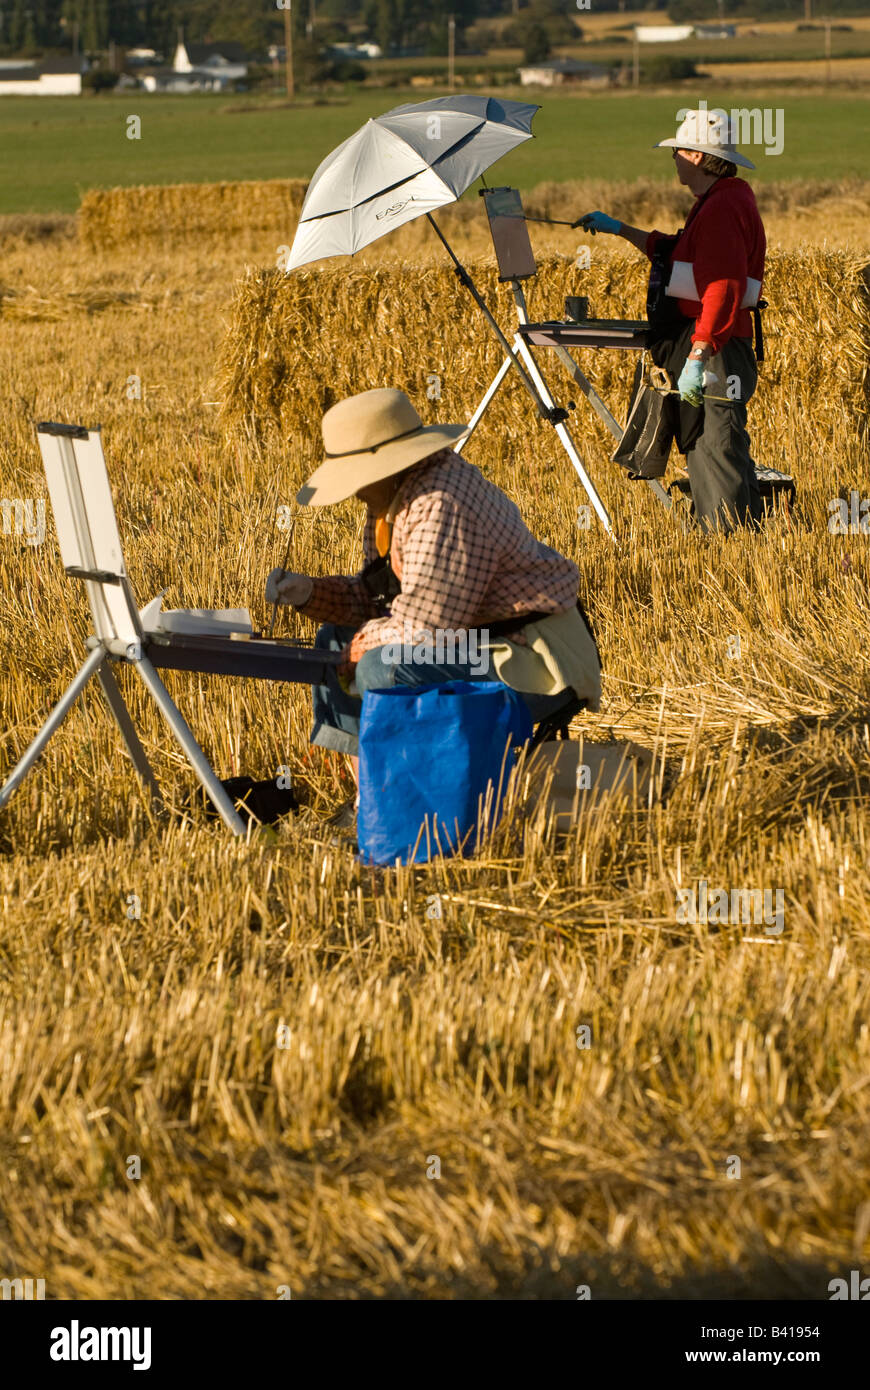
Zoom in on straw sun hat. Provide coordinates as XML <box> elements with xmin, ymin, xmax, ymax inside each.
<box><xmin>296</xmin><ymin>388</ymin><xmax>467</xmax><ymax>507</ymax></box>
<box><xmin>655</xmin><ymin>108</ymin><xmax>755</xmax><ymax>170</ymax></box>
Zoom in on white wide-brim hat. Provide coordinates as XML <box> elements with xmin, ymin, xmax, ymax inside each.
<box><xmin>297</xmin><ymin>388</ymin><xmax>467</xmax><ymax>507</ymax></box>
<box><xmin>656</xmin><ymin>107</ymin><xmax>755</xmax><ymax>170</ymax></box>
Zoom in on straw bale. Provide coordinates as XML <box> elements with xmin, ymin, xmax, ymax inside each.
<box><xmin>216</xmin><ymin>250</ymin><xmax>870</xmax><ymax>482</ymax></box>
<box><xmin>77</xmin><ymin>175</ymin><xmax>870</xmax><ymax>258</ymax></box>
<box><xmin>78</xmin><ymin>178</ymin><xmax>310</xmax><ymax>251</ymax></box>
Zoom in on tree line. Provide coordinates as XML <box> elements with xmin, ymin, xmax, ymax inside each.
<box><xmin>0</xmin><ymin>0</ymin><xmax>865</xmax><ymax>58</ymax></box>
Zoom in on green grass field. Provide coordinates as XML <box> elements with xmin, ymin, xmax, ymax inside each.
<box><xmin>2</xmin><ymin>89</ymin><xmax>868</xmax><ymax>214</ymax></box>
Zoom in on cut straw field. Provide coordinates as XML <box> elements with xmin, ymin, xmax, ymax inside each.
<box><xmin>0</xmin><ymin>182</ymin><xmax>869</xmax><ymax>1298</ymax></box>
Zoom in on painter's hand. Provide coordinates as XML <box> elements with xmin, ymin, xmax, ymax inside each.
<box><xmin>677</xmin><ymin>358</ymin><xmax>705</xmax><ymax>407</ymax></box>
<box><xmin>573</xmin><ymin>211</ymin><xmax>621</xmax><ymax>235</ymax></box>
<box><xmin>265</xmin><ymin>569</ymin><xmax>313</xmax><ymax>607</ymax></box>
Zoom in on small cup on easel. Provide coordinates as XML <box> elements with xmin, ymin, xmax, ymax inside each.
<box><xmin>565</xmin><ymin>296</ymin><xmax>589</xmax><ymax>322</ymax></box>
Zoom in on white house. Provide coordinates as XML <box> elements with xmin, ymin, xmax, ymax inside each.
<box><xmin>172</xmin><ymin>40</ymin><xmax>248</xmax><ymax>83</ymax></box>
<box><xmin>518</xmin><ymin>59</ymin><xmax>612</xmax><ymax>88</ymax></box>
<box><xmin>635</xmin><ymin>25</ymin><xmax>695</xmax><ymax>43</ymax></box>
<box><xmin>327</xmin><ymin>42</ymin><xmax>383</xmax><ymax>60</ymax></box>
<box><xmin>0</xmin><ymin>57</ymin><xmax>83</xmax><ymax>95</ymax></box>
<box><xmin>126</xmin><ymin>47</ymin><xmax>163</xmax><ymax>66</ymax></box>
<box><xmin>142</xmin><ymin>71</ymin><xmax>210</xmax><ymax>93</ymax></box>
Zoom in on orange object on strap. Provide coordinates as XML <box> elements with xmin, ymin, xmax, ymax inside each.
<box><xmin>374</xmin><ymin>514</ymin><xmax>392</xmax><ymax>558</ymax></box>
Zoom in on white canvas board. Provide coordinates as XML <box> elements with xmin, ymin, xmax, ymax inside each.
<box><xmin>38</xmin><ymin>427</ymin><xmax>141</xmax><ymax>646</ymax></box>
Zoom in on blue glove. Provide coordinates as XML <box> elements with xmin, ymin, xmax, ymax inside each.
<box><xmin>677</xmin><ymin>358</ymin><xmax>705</xmax><ymax>406</ymax></box>
<box><xmin>575</xmin><ymin>210</ymin><xmax>621</xmax><ymax>235</ymax></box>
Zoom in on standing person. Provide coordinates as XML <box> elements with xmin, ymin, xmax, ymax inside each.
<box><xmin>578</xmin><ymin>109</ymin><xmax>767</xmax><ymax>533</ymax></box>
<box><xmin>265</xmin><ymin>388</ymin><xmax>601</xmax><ymax>812</ymax></box>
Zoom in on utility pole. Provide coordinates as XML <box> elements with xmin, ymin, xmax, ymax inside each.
<box><xmin>448</xmin><ymin>15</ymin><xmax>455</xmax><ymax>92</ymax></box>
<box><xmin>284</xmin><ymin>2</ymin><xmax>295</xmax><ymax>100</ymax></box>
<box><xmin>824</xmin><ymin>17</ymin><xmax>831</xmax><ymax>85</ymax></box>
<box><xmin>632</xmin><ymin>28</ymin><xmax>639</xmax><ymax>88</ymax></box>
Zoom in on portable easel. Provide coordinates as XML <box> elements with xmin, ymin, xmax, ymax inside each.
<box><xmin>449</xmin><ymin>187</ymin><xmax>674</xmax><ymax>529</ymax></box>
<box><xmin>0</xmin><ymin>423</ymin><xmax>341</xmax><ymax>836</ymax></box>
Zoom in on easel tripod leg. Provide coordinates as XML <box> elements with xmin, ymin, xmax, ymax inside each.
<box><xmin>461</xmin><ymin>354</ymin><xmax>513</xmax><ymax>449</ymax></box>
<box><xmin>510</xmin><ymin>333</ymin><xmax>615</xmax><ymax>537</ymax></box>
<box><xmin>96</xmin><ymin>660</ymin><xmax>167</xmax><ymax>818</ymax></box>
<box><xmin>0</xmin><ymin>645</ymin><xmax>106</xmax><ymax>812</ymax></box>
<box><xmin>133</xmin><ymin>656</ymin><xmax>247</xmax><ymax>836</ymax></box>
<box><xmin>552</xmin><ymin>344</ymin><xmax>623</xmax><ymax>437</ymax></box>
<box><xmin>552</xmin><ymin>345</ymin><xmax>674</xmax><ymax>514</ymax></box>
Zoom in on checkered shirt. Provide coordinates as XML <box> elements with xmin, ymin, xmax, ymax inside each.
<box><xmin>298</xmin><ymin>449</ymin><xmax>580</xmax><ymax>662</ymax></box>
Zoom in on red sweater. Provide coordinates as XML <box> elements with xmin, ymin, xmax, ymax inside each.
<box><xmin>646</xmin><ymin>178</ymin><xmax>766</xmax><ymax>353</ymax></box>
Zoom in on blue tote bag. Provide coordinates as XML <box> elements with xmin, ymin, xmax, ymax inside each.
<box><xmin>358</xmin><ymin>681</ymin><xmax>534</xmax><ymax>866</ymax></box>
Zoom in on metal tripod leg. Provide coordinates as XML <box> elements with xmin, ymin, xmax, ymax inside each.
<box><xmin>0</xmin><ymin>644</ymin><xmax>106</xmax><ymax>812</ymax></box>
<box><xmin>552</xmin><ymin>344</ymin><xmax>624</xmax><ymax>436</ymax></box>
<box><xmin>96</xmin><ymin>660</ymin><xmax>167</xmax><ymax>817</ymax></box>
<box><xmin>133</xmin><ymin>655</ymin><xmax>246</xmax><ymax>836</ymax></box>
<box><xmin>462</xmin><ymin>336</ymin><xmax>615</xmax><ymax>535</ymax></box>
<box><xmin>509</xmin><ymin>331</ymin><xmax>614</xmax><ymax>537</ymax></box>
<box><xmin>551</xmin><ymin>344</ymin><xmax>674</xmax><ymax>513</ymax></box>
<box><xmin>460</xmin><ymin>354</ymin><xmax>513</xmax><ymax>451</ymax></box>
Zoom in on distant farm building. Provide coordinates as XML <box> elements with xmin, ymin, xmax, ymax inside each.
<box><xmin>141</xmin><ymin>40</ymin><xmax>251</xmax><ymax>93</ymax></box>
<box><xmin>694</xmin><ymin>24</ymin><xmax>737</xmax><ymax>39</ymax></box>
<box><xmin>0</xmin><ymin>57</ymin><xmax>83</xmax><ymax>95</ymax></box>
<box><xmin>518</xmin><ymin>59</ymin><xmax>612</xmax><ymax>88</ymax></box>
<box><xmin>327</xmin><ymin>42</ymin><xmax>383</xmax><ymax>60</ymax></box>
<box><xmin>635</xmin><ymin>25</ymin><xmax>695</xmax><ymax>42</ymax></box>
<box><xmin>171</xmin><ymin>40</ymin><xmax>249</xmax><ymax>82</ymax></box>
<box><xmin>125</xmin><ymin>48</ymin><xmax>163</xmax><ymax>66</ymax></box>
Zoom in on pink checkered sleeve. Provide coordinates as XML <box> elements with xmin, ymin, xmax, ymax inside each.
<box><xmin>296</xmin><ymin>513</ymin><xmax>379</xmax><ymax>629</ymax></box>
<box><xmin>350</xmin><ymin>488</ymin><xmax>495</xmax><ymax>656</ymax></box>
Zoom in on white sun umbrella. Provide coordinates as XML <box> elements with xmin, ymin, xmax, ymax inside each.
<box><xmin>284</xmin><ymin>95</ymin><xmax>550</xmax><ymax>433</ymax></box>
<box><xmin>285</xmin><ymin>95</ymin><xmax>539</xmax><ymax>272</ymax></box>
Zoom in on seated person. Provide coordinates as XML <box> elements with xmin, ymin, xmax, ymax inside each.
<box><xmin>266</xmin><ymin>388</ymin><xmax>602</xmax><ymax>776</ymax></box>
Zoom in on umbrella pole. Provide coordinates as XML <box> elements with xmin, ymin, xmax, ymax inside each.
<box><xmin>426</xmin><ymin>214</ymin><xmax>563</xmax><ymax>426</ymax></box>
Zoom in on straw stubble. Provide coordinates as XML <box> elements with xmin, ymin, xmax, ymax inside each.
<box><xmin>0</xmin><ymin>197</ymin><xmax>867</xmax><ymax>1299</ymax></box>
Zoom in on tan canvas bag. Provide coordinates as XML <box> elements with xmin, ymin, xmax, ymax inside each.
<box><xmin>522</xmin><ymin>738</ymin><xmax>653</xmax><ymax>827</ymax></box>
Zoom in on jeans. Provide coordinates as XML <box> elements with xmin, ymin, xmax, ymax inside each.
<box><xmin>309</xmin><ymin>623</ymin><xmax>577</xmax><ymax>756</ymax></box>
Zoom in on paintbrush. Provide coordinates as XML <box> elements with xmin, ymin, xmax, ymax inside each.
<box><xmin>267</xmin><ymin>514</ymin><xmax>297</xmax><ymax>639</ymax></box>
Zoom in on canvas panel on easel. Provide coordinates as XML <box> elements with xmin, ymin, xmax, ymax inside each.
<box><xmin>37</xmin><ymin>427</ymin><xmax>140</xmax><ymax>647</ymax></box>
